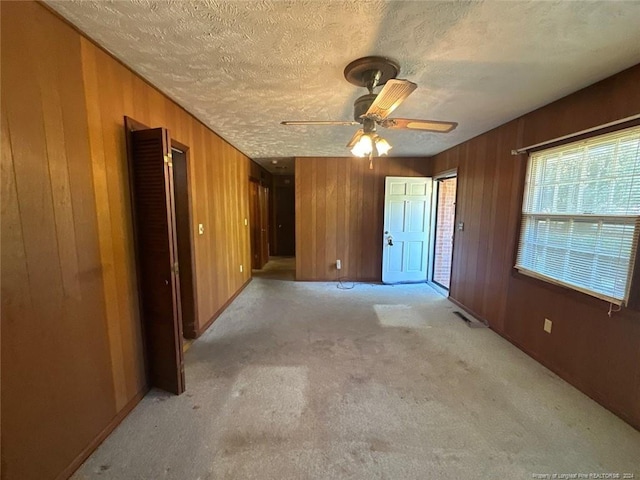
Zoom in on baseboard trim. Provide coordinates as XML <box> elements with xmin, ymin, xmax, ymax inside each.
<box><xmin>53</xmin><ymin>277</ymin><xmax>252</xmax><ymax>478</ymax></box>
<box><xmin>56</xmin><ymin>385</ymin><xmax>150</xmax><ymax>480</ymax></box>
<box><xmin>195</xmin><ymin>277</ymin><xmax>252</xmax><ymax>338</ymax></box>
<box><xmin>295</xmin><ymin>277</ymin><xmax>380</xmax><ymax>283</ymax></box>
<box><xmin>495</xmin><ymin>329</ymin><xmax>640</xmax><ymax>432</ymax></box>
<box><xmin>446</xmin><ymin>297</ymin><xmax>640</xmax><ymax>432</ymax></box>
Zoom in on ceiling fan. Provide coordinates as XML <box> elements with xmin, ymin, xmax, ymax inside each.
<box><xmin>281</xmin><ymin>56</ymin><xmax>458</xmax><ymax>162</ymax></box>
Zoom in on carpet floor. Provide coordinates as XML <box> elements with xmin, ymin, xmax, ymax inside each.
<box><xmin>72</xmin><ymin>261</ymin><xmax>640</xmax><ymax>479</ymax></box>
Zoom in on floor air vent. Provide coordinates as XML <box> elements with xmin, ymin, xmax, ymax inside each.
<box><xmin>453</xmin><ymin>311</ymin><xmax>489</xmax><ymax>328</ymax></box>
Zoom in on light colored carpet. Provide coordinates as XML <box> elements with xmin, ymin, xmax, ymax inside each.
<box><xmin>72</xmin><ymin>273</ymin><xmax>640</xmax><ymax>480</ymax></box>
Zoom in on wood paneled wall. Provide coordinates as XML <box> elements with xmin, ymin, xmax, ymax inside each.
<box><xmin>249</xmin><ymin>159</ymin><xmax>272</xmax><ymax>185</ymax></box>
<box><xmin>1</xmin><ymin>3</ymin><xmax>252</xmax><ymax>479</ymax></box>
<box><xmin>295</xmin><ymin>157</ymin><xmax>431</xmax><ymax>281</ymax></box>
<box><xmin>430</xmin><ymin>65</ymin><xmax>640</xmax><ymax>430</ymax></box>
<box><xmin>1</xmin><ymin>6</ymin><xmax>116</xmax><ymax>478</ymax></box>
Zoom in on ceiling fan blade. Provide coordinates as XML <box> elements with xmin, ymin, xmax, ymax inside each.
<box><xmin>380</xmin><ymin>118</ymin><xmax>458</xmax><ymax>133</ymax></box>
<box><xmin>281</xmin><ymin>120</ymin><xmax>360</xmax><ymax>126</ymax></box>
<box><xmin>346</xmin><ymin>129</ymin><xmax>364</xmax><ymax>148</ymax></box>
<box><xmin>365</xmin><ymin>79</ymin><xmax>417</xmax><ymax>120</ymax></box>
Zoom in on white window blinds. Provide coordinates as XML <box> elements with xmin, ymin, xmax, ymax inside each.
<box><xmin>515</xmin><ymin>125</ymin><xmax>640</xmax><ymax>305</ymax></box>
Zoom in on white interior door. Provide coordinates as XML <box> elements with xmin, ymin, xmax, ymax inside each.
<box><xmin>382</xmin><ymin>176</ymin><xmax>433</xmax><ymax>284</ymax></box>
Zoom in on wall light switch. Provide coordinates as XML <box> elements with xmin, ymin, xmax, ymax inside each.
<box><xmin>544</xmin><ymin>318</ymin><xmax>552</xmax><ymax>334</ymax></box>
<box><xmin>240</xmin><ymin>264</ymin><xmax>243</xmax><ymax>273</ymax></box>
<box><xmin>198</xmin><ymin>224</ymin><xmax>205</xmax><ymax>235</ymax></box>
<box><xmin>244</xmin><ymin>218</ymin><xmax>248</xmax><ymax>226</ymax></box>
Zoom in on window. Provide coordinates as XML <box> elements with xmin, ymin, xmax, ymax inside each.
<box><xmin>516</xmin><ymin>126</ymin><xmax>640</xmax><ymax>305</ymax></box>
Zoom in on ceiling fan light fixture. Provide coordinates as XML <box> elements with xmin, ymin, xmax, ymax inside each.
<box><xmin>350</xmin><ymin>133</ymin><xmax>392</xmax><ymax>157</ymax></box>
<box><xmin>351</xmin><ymin>134</ymin><xmax>373</xmax><ymax>157</ymax></box>
<box><xmin>375</xmin><ymin>136</ymin><xmax>392</xmax><ymax>156</ymax></box>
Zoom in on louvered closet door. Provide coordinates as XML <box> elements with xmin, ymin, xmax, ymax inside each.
<box><xmin>130</xmin><ymin>128</ymin><xmax>185</xmax><ymax>394</ymax></box>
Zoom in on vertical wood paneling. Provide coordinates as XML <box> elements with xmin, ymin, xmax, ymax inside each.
<box><xmin>335</xmin><ymin>161</ymin><xmax>346</xmax><ymax>272</ymax></box>
<box><xmin>430</xmin><ymin>65</ymin><xmax>640</xmax><ymax>430</ymax></box>
<box><xmin>2</xmin><ymin>3</ymin><xmax>253</xmax><ymax>479</ymax></box>
<box><xmin>361</xmin><ymin>162</ymin><xmax>375</xmax><ymax>279</ymax></box>
<box><xmin>2</xmin><ymin>3</ymin><xmax>115</xmax><ymax>479</ymax></box>
<box><xmin>475</xmin><ymin>134</ymin><xmax>493</xmax><ymax>315</ymax></box>
<box><xmin>315</xmin><ymin>162</ymin><xmax>327</xmax><ymax>278</ymax></box>
<box><xmin>101</xmin><ymin>48</ymin><xmax>143</xmax><ymax>405</ymax></box>
<box><xmin>308</xmin><ymin>159</ymin><xmax>320</xmax><ymax>274</ymax></box>
<box><xmin>479</xmin><ymin>130</ymin><xmax>499</xmax><ymax>320</ymax></box>
<box><xmin>1</xmin><ymin>111</ymin><xmax>32</xmax><ymax>325</ymax></box>
<box><xmin>353</xmin><ymin>159</ymin><xmax>364</xmax><ymax>277</ymax></box>
<box><xmin>342</xmin><ymin>160</ymin><xmax>352</xmax><ymax>279</ymax></box>
<box><xmin>324</xmin><ymin>160</ymin><xmax>337</xmax><ymax>279</ymax></box>
<box><xmin>295</xmin><ymin>158</ymin><xmax>312</xmax><ymax>277</ymax></box>
<box><xmin>81</xmin><ymin>37</ymin><xmax>252</xmax><ymax>334</ymax></box>
<box><xmin>81</xmin><ymin>34</ymin><xmax>130</xmax><ymax>410</ymax></box>
<box><xmin>295</xmin><ymin>157</ymin><xmax>431</xmax><ymax>281</ymax></box>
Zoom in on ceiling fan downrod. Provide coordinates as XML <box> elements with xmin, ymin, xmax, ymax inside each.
<box><xmin>363</xmin><ymin>69</ymin><xmax>382</xmax><ymax>94</ymax></box>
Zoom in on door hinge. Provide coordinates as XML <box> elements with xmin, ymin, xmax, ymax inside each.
<box><xmin>164</xmin><ymin>153</ymin><xmax>173</xmax><ymax>167</ymax></box>
<box><xmin>173</xmin><ymin>262</ymin><xmax>179</xmax><ymax>275</ymax></box>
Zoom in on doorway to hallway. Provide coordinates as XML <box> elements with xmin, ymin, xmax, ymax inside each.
<box><xmin>252</xmin><ymin>256</ymin><xmax>296</xmax><ymax>281</ymax></box>
<box><xmin>249</xmin><ymin>180</ymin><xmax>270</xmax><ymax>270</ymax></box>
<box><xmin>272</xmin><ymin>176</ymin><xmax>295</xmax><ymax>257</ymax></box>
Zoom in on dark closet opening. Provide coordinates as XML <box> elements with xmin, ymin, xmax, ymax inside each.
<box><xmin>171</xmin><ymin>147</ymin><xmax>197</xmax><ymax>340</ymax></box>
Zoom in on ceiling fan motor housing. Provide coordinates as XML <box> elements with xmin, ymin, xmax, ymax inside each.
<box><xmin>281</xmin><ymin>55</ymin><xmax>457</xmax><ymax>137</ymax></box>
<box><xmin>354</xmin><ymin>94</ymin><xmax>377</xmax><ymax>123</ymax></box>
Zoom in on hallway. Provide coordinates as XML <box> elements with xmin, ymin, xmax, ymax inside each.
<box><xmin>72</xmin><ymin>276</ymin><xmax>640</xmax><ymax>479</ymax></box>
<box><xmin>252</xmin><ymin>256</ymin><xmax>296</xmax><ymax>281</ymax></box>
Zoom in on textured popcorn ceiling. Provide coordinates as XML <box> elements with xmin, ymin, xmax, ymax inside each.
<box><xmin>46</xmin><ymin>0</ymin><xmax>640</xmax><ymax>173</ymax></box>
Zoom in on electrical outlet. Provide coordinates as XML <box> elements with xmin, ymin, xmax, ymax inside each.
<box><xmin>198</xmin><ymin>223</ymin><xmax>205</xmax><ymax>235</ymax></box>
<box><xmin>544</xmin><ymin>318</ymin><xmax>552</xmax><ymax>334</ymax></box>
<box><xmin>336</xmin><ymin>259</ymin><xmax>341</xmax><ymax>270</ymax></box>
<box><xmin>240</xmin><ymin>264</ymin><xmax>243</xmax><ymax>273</ymax></box>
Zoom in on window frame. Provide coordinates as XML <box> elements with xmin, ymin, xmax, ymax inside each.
<box><xmin>514</xmin><ymin>124</ymin><xmax>640</xmax><ymax>308</ymax></box>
